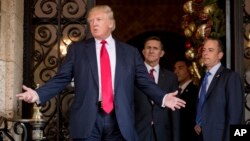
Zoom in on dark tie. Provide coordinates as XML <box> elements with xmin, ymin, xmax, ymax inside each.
<box><xmin>149</xmin><ymin>68</ymin><xmax>155</xmax><ymax>104</ymax></box>
<box><xmin>149</xmin><ymin>68</ymin><xmax>155</xmax><ymax>82</ymax></box>
<box><xmin>100</xmin><ymin>40</ymin><xmax>113</xmax><ymax>113</ymax></box>
<box><xmin>196</xmin><ymin>72</ymin><xmax>211</xmax><ymax>125</ymax></box>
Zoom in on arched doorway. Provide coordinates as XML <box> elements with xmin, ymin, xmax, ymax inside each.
<box><xmin>127</xmin><ymin>31</ymin><xmax>186</xmax><ymax>71</ymax></box>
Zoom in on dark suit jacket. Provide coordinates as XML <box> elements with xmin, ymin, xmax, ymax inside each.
<box><xmin>134</xmin><ymin>68</ymin><xmax>180</xmax><ymax>141</ymax></box>
<box><xmin>200</xmin><ymin>65</ymin><xmax>243</xmax><ymax>141</ymax></box>
<box><xmin>35</xmin><ymin>38</ymin><xmax>166</xmax><ymax>141</ymax></box>
<box><xmin>179</xmin><ymin>81</ymin><xmax>199</xmax><ymax>141</ymax></box>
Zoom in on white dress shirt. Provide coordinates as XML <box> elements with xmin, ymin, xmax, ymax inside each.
<box><xmin>144</xmin><ymin>63</ymin><xmax>160</xmax><ymax>84</ymax></box>
<box><xmin>95</xmin><ymin>35</ymin><xmax>116</xmax><ymax>100</ymax></box>
<box><xmin>198</xmin><ymin>62</ymin><xmax>221</xmax><ymax>97</ymax></box>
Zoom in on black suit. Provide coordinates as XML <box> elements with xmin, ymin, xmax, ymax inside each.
<box><xmin>179</xmin><ymin>81</ymin><xmax>199</xmax><ymax>141</ymax></box>
<box><xmin>134</xmin><ymin>68</ymin><xmax>180</xmax><ymax>141</ymax></box>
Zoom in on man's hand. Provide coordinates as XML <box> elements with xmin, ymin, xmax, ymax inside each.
<box><xmin>194</xmin><ymin>124</ymin><xmax>202</xmax><ymax>135</ymax></box>
<box><xmin>164</xmin><ymin>90</ymin><xmax>186</xmax><ymax>111</ymax></box>
<box><xmin>16</xmin><ymin>85</ymin><xmax>39</xmax><ymax>103</ymax></box>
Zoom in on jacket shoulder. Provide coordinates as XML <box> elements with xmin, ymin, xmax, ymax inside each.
<box><xmin>219</xmin><ymin>66</ymin><xmax>240</xmax><ymax>77</ymax></box>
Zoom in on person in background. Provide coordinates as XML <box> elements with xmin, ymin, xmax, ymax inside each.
<box><xmin>16</xmin><ymin>5</ymin><xmax>185</xmax><ymax>141</ymax></box>
<box><xmin>134</xmin><ymin>36</ymin><xmax>180</xmax><ymax>141</ymax></box>
<box><xmin>194</xmin><ymin>38</ymin><xmax>243</xmax><ymax>141</ymax></box>
<box><xmin>174</xmin><ymin>59</ymin><xmax>198</xmax><ymax>141</ymax></box>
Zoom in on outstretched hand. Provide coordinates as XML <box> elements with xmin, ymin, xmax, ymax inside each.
<box><xmin>164</xmin><ymin>90</ymin><xmax>186</xmax><ymax>111</ymax></box>
<box><xmin>16</xmin><ymin>85</ymin><xmax>39</xmax><ymax>103</ymax></box>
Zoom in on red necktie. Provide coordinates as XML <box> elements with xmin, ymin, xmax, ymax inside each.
<box><xmin>149</xmin><ymin>68</ymin><xmax>155</xmax><ymax>82</ymax></box>
<box><xmin>149</xmin><ymin>68</ymin><xmax>155</xmax><ymax>105</ymax></box>
<box><xmin>100</xmin><ymin>40</ymin><xmax>114</xmax><ymax>113</ymax></box>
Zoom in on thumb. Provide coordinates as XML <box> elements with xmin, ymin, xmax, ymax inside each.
<box><xmin>172</xmin><ymin>90</ymin><xmax>178</xmax><ymax>96</ymax></box>
<box><xmin>22</xmin><ymin>85</ymin><xmax>29</xmax><ymax>91</ymax></box>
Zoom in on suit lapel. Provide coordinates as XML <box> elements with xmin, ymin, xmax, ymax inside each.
<box><xmin>86</xmin><ymin>39</ymin><xmax>99</xmax><ymax>87</ymax></box>
<box><xmin>158</xmin><ymin>68</ymin><xmax>166</xmax><ymax>89</ymax></box>
<box><xmin>205</xmin><ymin>66</ymin><xmax>224</xmax><ymax>99</ymax></box>
<box><xmin>114</xmin><ymin>40</ymin><xmax>123</xmax><ymax>94</ymax></box>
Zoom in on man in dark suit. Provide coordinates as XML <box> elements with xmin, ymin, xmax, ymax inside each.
<box><xmin>194</xmin><ymin>38</ymin><xmax>243</xmax><ymax>141</ymax></box>
<box><xmin>174</xmin><ymin>60</ymin><xmax>199</xmax><ymax>141</ymax></box>
<box><xmin>134</xmin><ymin>36</ymin><xmax>180</xmax><ymax>141</ymax></box>
<box><xmin>16</xmin><ymin>5</ymin><xmax>186</xmax><ymax>141</ymax></box>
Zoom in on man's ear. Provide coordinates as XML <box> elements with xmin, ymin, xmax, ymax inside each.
<box><xmin>142</xmin><ymin>49</ymin><xmax>146</xmax><ymax>56</ymax></box>
<box><xmin>218</xmin><ymin>52</ymin><xmax>223</xmax><ymax>60</ymax></box>
<box><xmin>160</xmin><ymin>50</ymin><xmax>165</xmax><ymax>57</ymax></box>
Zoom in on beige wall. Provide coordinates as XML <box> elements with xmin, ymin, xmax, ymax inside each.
<box><xmin>0</xmin><ymin>0</ymin><xmax>23</xmax><ymax>119</ymax></box>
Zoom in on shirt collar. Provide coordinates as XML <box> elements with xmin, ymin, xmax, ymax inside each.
<box><xmin>144</xmin><ymin>63</ymin><xmax>160</xmax><ymax>73</ymax></box>
<box><xmin>179</xmin><ymin>79</ymin><xmax>192</xmax><ymax>93</ymax></box>
<box><xmin>95</xmin><ymin>35</ymin><xmax>114</xmax><ymax>46</ymax></box>
<box><xmin>207</xmin><ymin>62</ymin><xmax>221</xmax><ymax>76</ymax></box>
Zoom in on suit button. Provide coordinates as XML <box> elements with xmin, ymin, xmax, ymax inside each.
<box><xmin>151</xmin><ymin>121</ymin><xmax>154</xmax><ymax>125</ymax></box>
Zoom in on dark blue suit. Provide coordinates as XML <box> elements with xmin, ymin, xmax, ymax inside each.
<box><xmin>36</xmin><ymin>38</ymin><xmax>166</xmax><ymax>141</ymax></box>
<box><xmin>135</xmin><ymin>68</ymin><xmax>180</xmax><ymax>141</ymax></box>
<box><xmin>199</xmin><ymin>65</ymin><xmax>243</xmax><ymax>141</ymax></box>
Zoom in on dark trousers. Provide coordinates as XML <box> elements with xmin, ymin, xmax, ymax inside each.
<box><xmin>72</xmin><ymin>107</ymin><xmax>125</xmax><ymax>141</ymax></box>
<box><xmin>151</xmin><ymin>124</ymin><xmax>157</xmax><ymax>141</ymax></box>
<box><xmin>198</xmin><ymin>132</ymin><xmax>203</xmax><ymax>141</ymax></box>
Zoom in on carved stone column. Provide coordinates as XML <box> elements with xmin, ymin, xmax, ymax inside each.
<box><xmin>0</xmin><ymin>0</ymin><xmax>23</xmax><ymax>119</ymax></box>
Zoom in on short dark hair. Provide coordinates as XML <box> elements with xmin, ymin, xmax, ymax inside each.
<box><xmin>205</xmin><ymin>38</ymin><xmax>224</xmax><ymax>52</ymax></box>
<box><xmin>144</xmin><ymin>36</ymin><xmax>164</xmax><ymax>50</ymax></box>
<box><xmin>175</xmin><ymin>58</ymin><xmax>191</xmax><ymax>67</ymax></box>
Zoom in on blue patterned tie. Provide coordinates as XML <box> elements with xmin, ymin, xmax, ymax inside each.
<box><xmin>196</xmin><ymin>72</ymin><xmax>211</xmax><ymax>125</ymax></box>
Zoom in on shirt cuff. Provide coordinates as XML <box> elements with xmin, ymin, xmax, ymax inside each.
<box><xmin>161</xmin><ymin>94</ymin><xmax>167</xmax><ymax>107</ymax></box>
<box><xmin>34</xmin><ymin>91</ymin><xmax>41</xmax><ymax>105</ymax></box>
